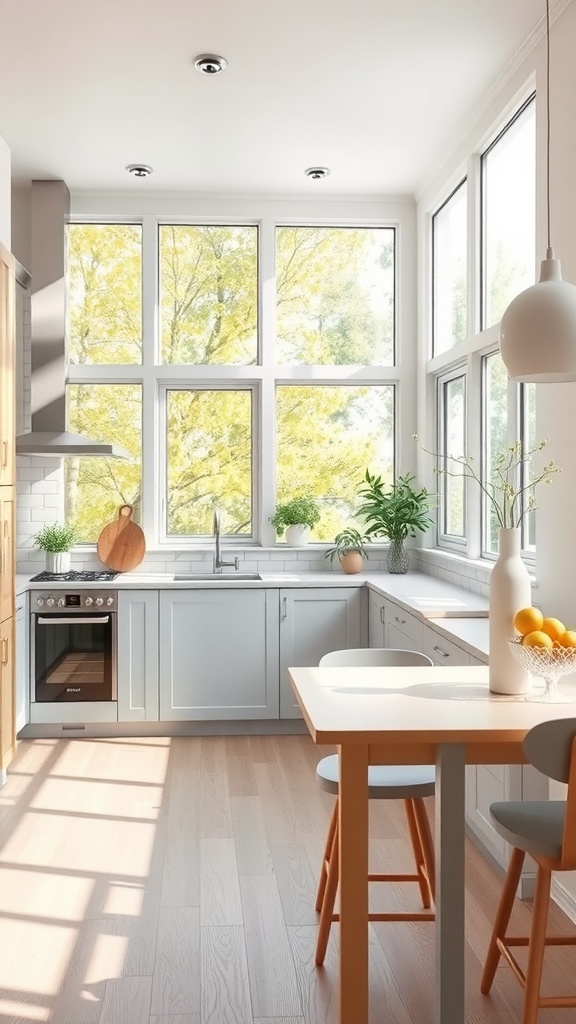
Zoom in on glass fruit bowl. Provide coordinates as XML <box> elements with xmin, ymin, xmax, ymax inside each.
<box><xmin>507</xmin><ymin>637</ymin><xmax>576</xmax><ymax>702</ymax></box>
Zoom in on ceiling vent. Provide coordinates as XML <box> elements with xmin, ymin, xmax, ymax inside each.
<box><xmin>305</xmin><ymin>166</ymin><xmax>330</xmax><ymax>180</ymax></box>
<box><xmin>126</xmin><ymin>163</ymin><xmax>153</xmax><ymax>178</ymax></box>
<box><xmin>194</xmin><ymin>53</ymin><xmax>228</xmax><ymax>75</ymax></box>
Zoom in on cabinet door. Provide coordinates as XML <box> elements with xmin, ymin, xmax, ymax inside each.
<box><xmin>421</xmin><ymin>623</ymin><xmax>471</xmax><ymax>667</ymax></box>
<box><xmin>14</xmin><ymin>597</ymin><xmax>28</xmax><ymax>734</ymax></box>
<box><xmin>279</xmin><ymin>587</ymin><xmax>364</xmax><ymax>719</ymax></box>
<box><xmin>0</xmin><ymin>487</ymin><xmax>15</xmax><ymax>623</ymax></box>
<box><xmin>368</xmin><ymin>591</ymin><xmax>385</xmax><ymax>648</ymax></box>
<box><xmin>0</xmin><ymin>246</ymin><xmax>15</xmax><ymax>487</ymax></box>
<box><xmin>385</xmin><ymin>621</ymin><xmax>420</xmax><ymax>652</ymax></box>
<box><xmin>159</xmin><ymin>589</ymin><xmax>279</xmax><ymax>721</ymax></box>
<box><xmin>117</xmin><ymin>591</ymin><xmax>159</xmax><ymax>722</ymax></box>
<box><xmin>0</xmin><ymin>614</ymin><xmax>15</xmax><ymax>773</ymax></box>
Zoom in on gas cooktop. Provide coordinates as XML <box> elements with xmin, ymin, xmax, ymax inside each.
<box><xmin>30</xmin><ymin>570</ymin><xmax>120</xmax><ymax>583</ymax></box>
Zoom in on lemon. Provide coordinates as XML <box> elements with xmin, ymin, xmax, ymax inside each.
<box><xmin>541</xmin><ymin>617</ymin><xmax>566</xmax><ymax>642</ymax></box>
<box><xmin>522</xmin><ymin>630</ymin><xmax>554</xmax><ymax>649</ymax></box>
<box><xmin>514</xmin><ymin>606</ymin><xmax>544</xmax><ymax>635</ymax></box>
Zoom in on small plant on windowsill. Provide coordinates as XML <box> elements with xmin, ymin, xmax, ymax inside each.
<box><xmin>269</xmin><ymin>497</ymin><xmax>321</xmax><ymax>546</ymax></box>
<box><xmin>33</xmin><ymin>522</ymin><xmax>77</xmax><ymax>574</ymax></box>
<box><xmin>324</xmin><ymin>528</ymin><xmax>369</xmax><ymax>575</ymax></box>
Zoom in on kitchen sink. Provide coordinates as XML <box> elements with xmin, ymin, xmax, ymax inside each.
<box><xmin>173</xmin><ymin>572</ymin><xmax>262</xmax><ymax>581</ymax></box>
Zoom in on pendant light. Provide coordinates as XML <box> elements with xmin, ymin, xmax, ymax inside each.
<box><xmin>500</xmin><ymin>0</ymin><xmax>576</xmax><ymax>383</ymax></box>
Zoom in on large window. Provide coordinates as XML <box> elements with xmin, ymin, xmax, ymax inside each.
<box><xmin>438</xmin><ymin>373</ymin><xmax>466</xmax><ymax>541</ymax></box>
<box><xmin>165</xmin><ymin>388</ymin><xmax>252</xmax><ymax>537</ymax></box>
<box><xmin>64</xmin><ymin>384</ymin><xmax>142</xmax><ymax>543</ymax></box>
<box><xmin>66</xmin><ymin>217</ymin><xmax>400</xmax><ymax>544</ymax></box>
<box><xmin>432</xmin><ymin>180</ymin><xmax>468</xmax><ymax>355</ymax></box>
<box><xmin>276</xmin><ymin>385</ymin><xmax>395</xmax><ymax>541</ymax></box>
<box><xmin>482</xmin><ymin>97</ymin><xmax>536</xmax><ymax>329</ymax></box>
<box><xmin>276</xmin><ymin>226</ymin><xmax>395</xmax><ymax>365</ymax></box>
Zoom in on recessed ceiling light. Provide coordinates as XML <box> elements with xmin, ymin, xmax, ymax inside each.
<box><xmin>305</xmin><ymin>166</ymin><xmax>330</xmax><ymax>180</ymax></box>
<box><xmin>126</xmin><ymin>164</ymin><xmax>153</xmax><ymax>178</ymax></box>
<box><xmin>194</xmin><ymin>53</ymin><xmax>228</xmax><ymax>75</ymax></box>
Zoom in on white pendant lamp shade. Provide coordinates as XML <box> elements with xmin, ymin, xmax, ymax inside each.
<box><xmin>500</xmin><ymin>248</ymin><xmax>576</xmax><ymax>382</ymax></box>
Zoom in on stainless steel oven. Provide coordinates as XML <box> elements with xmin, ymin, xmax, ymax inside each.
<box><xmin>31</xmin><ymin>590</ymin><xmax>117</xmax><ymax>703</ymax></box>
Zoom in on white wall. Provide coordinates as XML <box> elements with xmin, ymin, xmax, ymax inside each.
<box><xmin>0</xmin><ymin>133</ymin><xmax>10</xmax><ymax>248</ymax></box>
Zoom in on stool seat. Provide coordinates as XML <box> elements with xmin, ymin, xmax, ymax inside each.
<box><xmin>316</xmin><ymin>754</ymin><xmax>436</xmax><ymax>799</ymax></box>
<box><xmin>490</xmin><ymin>800</ymin><xmax>566</xmax><ymax>861</ymax></box>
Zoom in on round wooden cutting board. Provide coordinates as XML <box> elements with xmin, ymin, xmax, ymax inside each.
<box><xmin>97</xmin><ymin>504</ymin><xmax>146</xmax><ymax>572</ymax></box>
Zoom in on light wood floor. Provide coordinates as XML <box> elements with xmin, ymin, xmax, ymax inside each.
<box><xmin>1</xmin><ymin>735</ymin><xmax>575</xmax><ymax>1024</ymax></box>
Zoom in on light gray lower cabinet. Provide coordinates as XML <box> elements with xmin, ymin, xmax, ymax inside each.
<box><xmin>159</xmin><ymin>589</ymin><xmax>279</xmax><ymax>720</ymax></box>
<box><xmin>279</xmin><ymin>587</ymin><xmax>365</xmax><ymax>718</ymax></box>
<box><xmin>117</xmin><ymin>591</ymin><xmax>159</xmax><ymax>721</ymax></box>
<box><xmin>368</xmin><ymin>590</ymin><xmax>386</xmax><ymax>647</ymax></box>
<box><xmin>14</xmin><ymin>595</ymin><xmax>28</xmax><ymax>732</ymax></box>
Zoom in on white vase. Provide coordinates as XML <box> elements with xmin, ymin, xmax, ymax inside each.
<box><xmin>46</xmin><ymin>551</ymin><xmax>71</xmax><ymax>574</ymax></box>
<box><xmin>489</xmin><ymin>527</ymin><xmax>532</xmax><ymax>695</ymax></box>
<box><xmin>285</xmin><ymin>524</ymin><xmax>309</xmax><ymax>546</ymax></box>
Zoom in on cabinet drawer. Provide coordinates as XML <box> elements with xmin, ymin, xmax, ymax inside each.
<box><xmin>383</xmin><ymin>600</ymin><xmax>422</xmax><ymax>648</ymax></box>
<box><xmin>421</xmin><ymin>625</ymin><xmax>470</xmax><ymax>666</ymax></box>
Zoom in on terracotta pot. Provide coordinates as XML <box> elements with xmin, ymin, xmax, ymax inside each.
<box><xmin>339</xmin><ymin>551</ymin><xmax>364</xmax><ymax>574</ymax></box>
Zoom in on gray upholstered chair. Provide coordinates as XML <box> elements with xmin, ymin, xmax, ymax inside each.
<box><xmin>314</xmin><ymin>647</ymin><xmax>436</xmax><ymax>965</ymax></box>
<box><xmin>481</xmin><ymin>717</ymin><xmax>576</xmax><ymax>1024</ymax></box>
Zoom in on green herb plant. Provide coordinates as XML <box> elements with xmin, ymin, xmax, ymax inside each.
<box><xmin>324</xmin><ymin>527</ymin><xmax>369</xmax><ymax>563</ymax></box>
<box><xmin>33</xmin><ymin>523</ymin><xmax>77</xmax><ymax>552</ymax></box>
<box><xmin>269</xmin><ymin>497</ymin><xmax>321</xmax><ymax>537</ymax></box>
<box><xmin>357</xmin><ymin>471</ymin><xmax>435</xmax><ymax>541</ymax></box>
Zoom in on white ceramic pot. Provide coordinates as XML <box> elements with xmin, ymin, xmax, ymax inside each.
<box><xmin>489</xmin><ymin>527</ymin><xmax>532</xmax><ymax>694</ymax></box>
<box><xmin>285</xmin><ymin>524</ymin><xmax>309</xmax><ymax>546</ymax></box>
<box><xmin>46</xmin><ymin>551</ymin><xmax>71</xmax><ymax>574</ymax></box>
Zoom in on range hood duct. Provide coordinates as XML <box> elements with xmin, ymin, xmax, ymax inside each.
<box><xmin>15</xmin><ymin>180</ymin><xmax>129</xmax><ymax>459</ymax></box>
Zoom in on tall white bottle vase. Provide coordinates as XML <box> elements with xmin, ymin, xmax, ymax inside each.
<box><xmin>489</xmin><ymin>528</ymin><xmax>532</xmax><ymax>695</ymax></box>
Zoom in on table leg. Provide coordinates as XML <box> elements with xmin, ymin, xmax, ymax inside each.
<box><xmin>435</xmin><ymin>743</ymin><xmax>466</xmax><ymax>1024</ymax></box>
<box><xmin>338</xmin><ymin>743</ymin><xmax>369</xmax><ymax>1024</ymax></box>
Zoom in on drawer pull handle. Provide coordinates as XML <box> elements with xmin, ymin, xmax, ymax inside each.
<box><xmin>433</xmin><ymin>645</ymin><xmax>450</xmax><ymax>658</ymax></box>
<box><xmin>1</xmin><ymin>441</ymin><xmax>7</xmax><ymax>468</ymax></box>
<box><xmin>281</xmin><ymin>596</ymin><xmax>288</xmax><ymax>620</ymax></box>
<box><xmin>380</xmin><ymin>606</ymin><xmax>385</xmax><ymax>624</ymax></box>
<box><xmin>395</xmin><ymin>616</ymin><xmax>406</xmax><ymax>625</ymax></box>
<box><xmin>1</xmin><ymin>637</ymin><xmax>8</xmax><ymax>666</ymax></box>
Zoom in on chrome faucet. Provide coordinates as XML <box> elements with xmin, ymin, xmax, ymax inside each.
<box><xmin>213</xmin><ymin>507</ymin><xmax>239</xmax><ymax>574</ymax></box>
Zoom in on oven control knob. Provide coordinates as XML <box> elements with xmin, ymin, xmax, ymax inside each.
<box><xmin>95</xmin><ymin>597</ymin><xmax>104</xmax><ymax>606</ymax></box>
<box><xmin>37</xmin><ymin>597</ymin><xmax>45</xmax><ymax>606</ymax></box>
<box><xmin>57</xmin><ymin>598</ymin><xmax>65</xmax><ymax>607</ymax></box>
<box><xmin>106</xmin><ymin>597</ymin><xmax>114</xmax><ymax>606</ymax></box>
<box><xmin>84</xmin><ymin>597</ymin><xmax>94</xmax><ymax>606</ymax></box>
<box><xmin>46</xmin><ymin>597</ymin><xmax>55</xmax><ymax>607</ymax></box>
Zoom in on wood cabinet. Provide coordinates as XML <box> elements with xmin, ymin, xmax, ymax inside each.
<box><xmin>0</xmin><ymin>242</ymin><xmax>15</xmax><ymax>778</ymax></box>
<box><xmin>279</xmin><ymin>587</ymin><xmax>365</xmax><ymax>718</ymax></box>
<box><xmin>159</xmin><ymin>589</ymin><xmax>279</xmax><ymax>720</ymax></box>
<box><xmin>117</xmin><ymin>591</ymin><xmax>159</xmax><ymax>722</ymax></box>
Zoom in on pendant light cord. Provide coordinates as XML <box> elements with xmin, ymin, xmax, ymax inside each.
<box><xmin>546</xmin><ymin>0</ymin><xmax>552</xmax><ymax>255</ymax></box>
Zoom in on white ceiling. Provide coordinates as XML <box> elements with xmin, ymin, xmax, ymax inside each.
<box><xmin>0</xmin><ymin>0</ymin><xmax>550</xmax><ymax>197</ymax></box>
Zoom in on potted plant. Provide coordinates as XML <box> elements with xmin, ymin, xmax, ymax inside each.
<box><xmin>33</xmin><ymin>522</ymin><xmax>77</xmax><ymax>574</ymax></box>
<box><xmin>324</xmin><ymin>528</ymin><xmax>369</xmax><ymax>574</ymax></box>
<box><xmin>270</xmin><ymin>497</ymin><xmax>321</xmax><ymax>546</ymax></box>
<box><xmin>357</xmin><ymin>471</ymin><xmax>435</xmax><ymax>574</ymax></box>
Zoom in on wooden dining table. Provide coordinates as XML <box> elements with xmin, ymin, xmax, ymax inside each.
<box><xmin>288</xmin><ymin>663</ymin><xmax>576</xmax><ymax>1024</ymax></box>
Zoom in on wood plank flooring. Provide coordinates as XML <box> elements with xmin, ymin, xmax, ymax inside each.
<box><xmin>1</xmin><ymin>734</ymin><xmax>575</xmax><ymax>1023</ymax></box>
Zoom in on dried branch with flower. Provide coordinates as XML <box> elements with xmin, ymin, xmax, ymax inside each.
<box><xmin>413</xmin><ymin>434</ymin><xmax>562</xmax><ymax>530</ymax></box>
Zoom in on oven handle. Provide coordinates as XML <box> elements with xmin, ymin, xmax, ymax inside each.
<box><xmin>36</xmin><ymin>616</ymin><xmax>112</xmax><ymax>625</ymax></box>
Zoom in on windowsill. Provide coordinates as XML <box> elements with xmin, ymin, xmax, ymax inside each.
<box><xmin>417</xmin><ymin>546</ymin><xmax>538</xmax><ymax>586</ymax></box>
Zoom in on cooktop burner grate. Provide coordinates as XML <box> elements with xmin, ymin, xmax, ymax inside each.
<box><xmin>30</xmin><ymin>570</ymin><xmax>120</xmax><ymax>583</ymax></box>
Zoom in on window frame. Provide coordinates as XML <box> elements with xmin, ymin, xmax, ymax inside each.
<box><xmin>436</xmin><ymin>365</ymin><xmax>468</xmax><ymax>550</ymax></box>
<box><xmin>431</xmin><ymin>177</ymin><xmax>468</xmax><ymax>357</ymax></box>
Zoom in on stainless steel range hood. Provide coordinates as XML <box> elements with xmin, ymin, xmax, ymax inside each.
<box><xmin>15</xmin><ymin>180</ymin><xmax>129</xmax><ymax>459</ymax></box>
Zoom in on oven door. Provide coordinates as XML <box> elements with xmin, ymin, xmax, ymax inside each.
<box><xmin>32</xmin><ymin>612</ymin><xmax>117</xmax><ymax>702</ymax></box>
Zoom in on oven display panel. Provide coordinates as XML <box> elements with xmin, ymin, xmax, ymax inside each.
<box><xmin>65</xmin><ymin>594</ymin><xmax>81</xmax><ymax>607</ymax></box>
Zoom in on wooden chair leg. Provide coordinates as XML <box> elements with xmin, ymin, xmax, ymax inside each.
<box><xmin>481</xmin><ymin>847</ymin><xmax>525</xmax><ymax>994</ymax></box>
<box><xmin>315</xmin><ymin>817</ymin><xmax>339</xmax><ymax>966</ymax></box>
<box><xmin>315</xmin><ymin>800</ymin><xmax>338</xmax><ymax>912</ymax></box>
<box><xmin>522</xmin><ymin>866</ymin><xmax>551</xmax><ymax>1024</ymax></box>
<box><xmin>404</xmin><ymin>798</ymin><xmax>431</xmax><ymax>908</ymax></box>
<box><xmin>412</xmin><ymin>797</ymin><xmax>435</xmax><ymax>904</ymax></box>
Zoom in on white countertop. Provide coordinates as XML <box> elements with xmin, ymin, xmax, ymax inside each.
<box><xmin>17</xmin><ymin>569</ymin><xmax>488</xmax><ymax>617</ymax></box>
